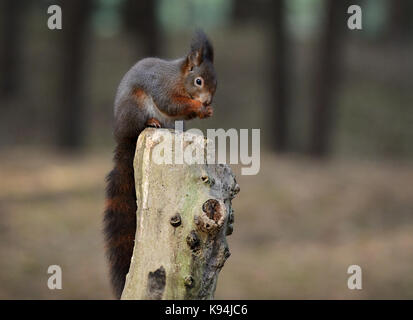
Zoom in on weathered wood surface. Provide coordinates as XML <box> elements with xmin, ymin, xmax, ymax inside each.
<box><xmin>121</xmin><ymin>128</ymin><xmax>239</xmax><ymax>300</ymax></box>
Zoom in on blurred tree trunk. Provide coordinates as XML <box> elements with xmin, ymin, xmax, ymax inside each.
<box><xmin>271</xmin><ymin>0</ymin><xmax>290</xmax><ymax>152</ymax></box>
<box><xmin>309</xmin><ymin>0</ymin><xmax>348</xmax><ymax>157</ymax></box>
<box><xmin>388</xmin><ymin>0</ymin><xmax>412</xmax><ymax>40</ymax></box>
<box><xmin>232</xmin><ymin>0</ymin><xmax>269</xmax><ymax>24</ymax></box>
<box><xmin>122</xmin><ymin>0</ymin><xmax>161</xmax><ymax>57</ymax></box>
<box><xmin>0</xmin><ymin>0</ymin><xmax>25</xmax><ymax>99</ymax></box>
<box><xmin>57</xmin><ymin>0</ymin><xmax>93</xmax><ymax>149</ymax></box>
<box><xmin>232</xmin><ymin>0</ymin><xmax>251</xmax><ymax>23</ymax></box>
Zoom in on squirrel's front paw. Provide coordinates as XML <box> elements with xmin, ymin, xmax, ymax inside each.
<box><xmin>199</xmin><ymin>106</ymin><xmax>213</xmax><ymax>119</ymax></box>
<box><xmin>146</xmin><ymin>118</ymin><xmax>162</xmax><ymax>128</ymax></box>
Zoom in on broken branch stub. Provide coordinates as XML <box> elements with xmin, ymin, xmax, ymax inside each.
<box><xmin>121</xmin><ymin>128</ymin><xmax>239</xmax><ymax>300</ymax></box>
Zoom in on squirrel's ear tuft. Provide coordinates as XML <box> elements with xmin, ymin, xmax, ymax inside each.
<box><xmin>191</xmin><ymin>29</ymin><xmax>214</xmax><ymax>63</ymax></box>
<box><xmin>182</xmin><ymin>30</ymin><xmax>214</xmax><ymax>73</ymax></box>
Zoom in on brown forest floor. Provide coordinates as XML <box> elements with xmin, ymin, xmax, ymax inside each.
<box><xmin>1</xmin><ymin>148</ymin><xmax>413</xmax><ymax>299</ymax></box>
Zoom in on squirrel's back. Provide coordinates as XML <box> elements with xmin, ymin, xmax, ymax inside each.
<box><xmin>114</xmin><ymin>57</ymin><xmax>183</xmax><ymax>111</ymax></box>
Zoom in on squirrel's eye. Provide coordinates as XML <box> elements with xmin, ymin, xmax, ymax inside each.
<box><xmin>194</xmin><ymin>77</ymin><xmax>203</xmax><ymax>87</ymax></box>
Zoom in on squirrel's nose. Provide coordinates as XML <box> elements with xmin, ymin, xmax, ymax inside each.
<box><xmin>198</xmin><ymin>93</ymin><xmax>212</xmax><ymax>106</ymax></box>
<box><xmin>204</xmin><ymin>96</ymin><xmax>212</xmax><ymax>106</ymax></box>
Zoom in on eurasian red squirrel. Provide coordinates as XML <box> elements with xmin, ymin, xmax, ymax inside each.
<box><xmin>103</xmin><ymin>30</ymin><xmax>217</xmax><ymax>299</ymax></box>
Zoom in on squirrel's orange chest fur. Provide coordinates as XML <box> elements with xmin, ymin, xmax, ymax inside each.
<box><xmin>132</xmin><ymin>87</ymin><xmax>179</xmax><ymax>128</ymax></box>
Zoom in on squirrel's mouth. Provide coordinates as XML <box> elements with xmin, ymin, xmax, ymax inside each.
<box><xmin>190</xmin><ymin>93</ymin><xmax>211</xmax><ymax>107</ymax></box>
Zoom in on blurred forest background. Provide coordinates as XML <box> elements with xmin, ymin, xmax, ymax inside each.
<box><xmin>0</xmin><ymin>0</ymin><xmax>412</xmax><ymax>299</ymax></box>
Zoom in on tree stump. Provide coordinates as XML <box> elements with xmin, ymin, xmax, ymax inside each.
<box><xmin>121</xmin><ymin>128</ymin><xmax>239</xmax><ymax>300</ymax></box>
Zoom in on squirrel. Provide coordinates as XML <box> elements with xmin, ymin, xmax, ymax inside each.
<box><xmin>103</xmin><ymin>30</ymin><xmax>217</xmax><ymax>299</ymax></box>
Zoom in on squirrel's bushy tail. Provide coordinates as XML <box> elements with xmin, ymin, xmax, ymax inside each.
<box><xmin>103</xmin><ymin>138</ymin><xmax>137</xmax><ymax>299</ymax></box>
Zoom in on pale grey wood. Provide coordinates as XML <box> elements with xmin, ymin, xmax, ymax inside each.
<box><xmin>121</xmin><ymin>128</ymin><xmax>239</xmax><ymax>300</ymax></box>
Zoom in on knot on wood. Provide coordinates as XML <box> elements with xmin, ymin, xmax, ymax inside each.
<box><xmin>202</xmin><ymin>199</ymin><xmax>222</xmax><ymax>220</ymax></box>
<box><xmin>184</xmin><ymin>275</ymin><xmax>195</xmax><ymax>288</ymax></box>
<box><xmin>170</xmin><ymin>213</ymin><xmax>182</xmax><ymax>227</ymax></box>
<box><xmin>146</xmin><ymin>266</ymin><xmax>166</xmax><ymax>300</ymax></box>
<box><xmin>201</xmin><ymin>175</ymin><xmax>209</xmax><ymax>183</ymax></box>
<box><xmin>195</xmin><ymin>199</ymin><xmax>225</xmax><ymax>234</ymax></box>
<box><xmin>186</xmin><ymin>230</ymin><xmax>200</xmax><ymax>251</ymax></box>
<box><xmin>200</xmin><ymin>174</ymin><xmax>215</xmax><ymax>186</ymax></box>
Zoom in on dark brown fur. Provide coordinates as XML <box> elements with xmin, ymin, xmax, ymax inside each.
<box><xmin>104</xmin><ymin>137</ymin><xmax>137</xmax><ymax>299</ymax></box>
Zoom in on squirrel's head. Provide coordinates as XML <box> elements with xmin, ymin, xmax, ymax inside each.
<box><xmin>181</xmin><ymin>30</ymin><xmax>217</xmax><ymax>106</ymax></box>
